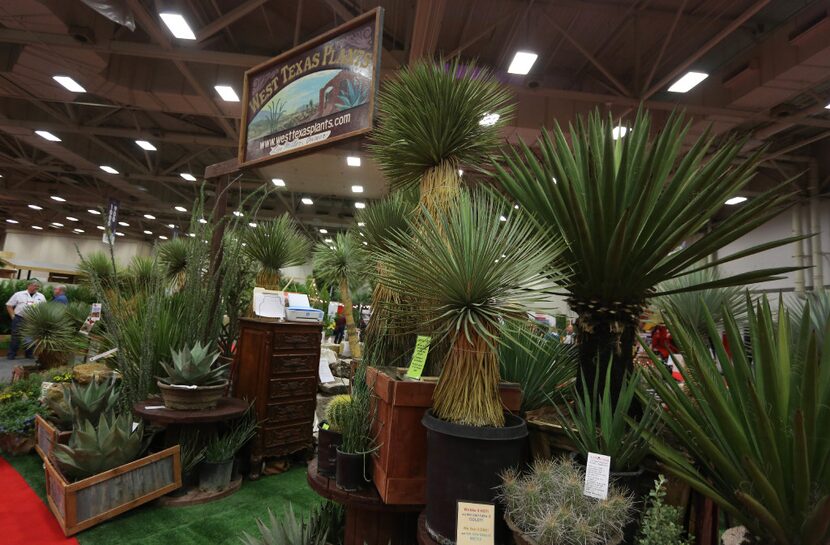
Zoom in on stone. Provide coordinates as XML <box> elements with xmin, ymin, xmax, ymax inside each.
<box><xmin>321</xmin><ymin>343</ymin><xmax>341</xmax><ymax>356</ymax></box>
<box><xmin>318</xmin><ymin>377</ymin><xmax>349</xmax><ymax>395</ymax></box>
<box><xmin>329</xmin><ymin>359</ymin><xmax>351</xmax><ymax>379</ymax></box>
<box><xmin>72</xmin><ymin>362</ymin><xmax>120</xmax><ymax>385</ymax></box>
<box><xmin>41</xmin><ymin>381</ymin><xmax>69</xmax><ymax>404</ymax></box>
<box><xmin>721</xmin><ymin>526</ymin><xmax>748</xmax><ymax>545</ymax></box>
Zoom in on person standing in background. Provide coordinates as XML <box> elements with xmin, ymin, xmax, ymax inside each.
<box><xmin>52</xmin><ymin>284</ymin><xmax>68</xmax><ymax>304</ymax></box>
<box><xmin>6</xmin><ymin>279</ymin><xmax>46</xmax><ymax>359</ymax></box>
<box><xmin>562</xmin><ymin>322</ymin><xmax>576</xmax><ymax>344</ymax></box>
<box><xmin>333</xmin><ymin>308</ymin><xmax>347</xmax><ymax>344</ymax></box>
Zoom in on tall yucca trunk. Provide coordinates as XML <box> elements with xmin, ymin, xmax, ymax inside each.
<box><xmin>255</xmin><ymin>269</ymin><xmax>281</xmax><ymax>290</ymax></box>
<box><xmin>340</xmin><ymin>278</ymin><xmax>362</xmax><ymax>361</ymax></box>
<box><xmin>364</xmin><ymin>262</ymin><xmax>412</xmax><ymax>367</ymax></box>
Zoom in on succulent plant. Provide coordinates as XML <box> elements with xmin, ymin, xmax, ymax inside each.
<box><xmin>53</xmin><ymin>412</ymin><xmax>146</xmax><ymax>480</ymax></box>
<box><xmin>239</xmin><ymin>504</ymin><xmax>329</xmax><ymax>545</ymax></box>
<box><xmin>324</xmin><ymin>395</ymin><xmax>351</xmax><ymax>433</ymax></box>
<box><xmin>46</xmin><ymin>377</ymin><xmax>119</xmax><ymax>428</ymax></box>
<box><xmin>158</xmin><ymin>341</ymin><xmax>228</xmax><ymax>386</ymax></box>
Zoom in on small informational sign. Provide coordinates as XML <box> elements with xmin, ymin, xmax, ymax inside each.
<box><xmin>89</xmin><ymin>347</ymin><xmax>118</xmax><ymax>362</ymax></box>
<box><xmin>79</xmin><ymin>303</ymin><xmax>103</xmax><ymax>336</ymax></box>
<box><xmin>456</xmin><ymin>501</ymin><xmax>495</xmax><ymax>545</ymax></box>
<box><xmin>318</xmin><ymin>356</ymin><xmax>335</xmax><ymax>383</ymax></box>
<box><xmin>238</xmin><ymin>8</ymin><xmax>383</xmax><ymax>167</ymax></box>
<box><xmin>102</xmin><ymin>199</ymin><xmax>119</xmax><ymax>245</ymax></box>
<box><xmin>583</xmin><ymin>452</ymin><xmax>612</xmax><ymax>500</ymax></box>
<box><xmin>405</xmin><ymin>335</ymin><xmax>431</xmax><ymax>380</ymax></box>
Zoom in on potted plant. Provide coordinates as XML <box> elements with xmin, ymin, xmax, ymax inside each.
<box><xmin>493</xmin><ymin>109</ymin><xmax>800</xmax><ymax>399</ymax></box>
<box><xmin>0</xmin><ymin>396</ymin><xmax>48</xmax><ymax>455</ymax></box>
<box><xmin>498</xmin><ymin>457</ymin><xmax>634</xmax><ymax>545</ymax></box>
<box><xmin>20</xmin><ymin>302</ymin><xmax>85</xmax><ymax>369</ymax></box>
<box><xmin>637</xmin><ymin>475</ymin><xmax>693</xmax><ymax>545</ymax></box>
<box><xmin>239</xmin><ymin>504</ymin><xmax>333</xmax><ymax>545</ymax></box>
<box><xmin>200</xmin><ymin>410</ymin><xmax>258</xmax><ymax>492</ymax></box>
<box><xmin>313</xmin><ymin>233</ymin><xmax>369</xmax><ymax>361</ymax></box>
<box><xmin>157</xmin><ymin>341</ymin><xmax>230</xmax><ymax>410</ymax></box>
<box><xmin>642</xmin><ymin>296</ymin><xmax>830</xmax><ymax>545</ymax></box>
<box><xmin>318</xmin><ymin>394</ymin><xmax>349</xmax><ymax>478</ymax></box>
<box><xmin>335</xmin><ymin>363</ymin><xmax>373</xmax><ymax>491</ymax></box>
<box><xmin>379</xmin><ymin>190</ymin><xmax>564</xmax><ymax>540</ymax></box>
<box><xmin>242</xmin><ymin>214</ymin><xmax>311</xmax><ymax>290</ymax></box>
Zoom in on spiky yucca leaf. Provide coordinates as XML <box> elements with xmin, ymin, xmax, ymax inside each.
<box><xmin>654</xmin><ymin>266</ymin><xmax>747</xmax><ymax>334</ymax></box>
<box><xmin>125</xmin><ymin>255</ymin><xmax>160</xmax><ymax>293</ymax></box>
<box><xmin>157</xmin><ymin>238</ymin><xmax>194</xmax><ymax>288</ymax></box>
<box><xmin>77</xmin><ymin>251</ymin><xmax>120</xmax><ymax>288</ymax></box>
<box><xmin>20</xmin><ymin>302</ymin><xmax>83</xmax><ymax>355</ymax></box>
<box><xmin>379</xmin><ymin>190</ymin><xmax>564</xmax><ymax>426</ymax></box>
<box><xmin>369</xmin><ymin>58</ymin><xmax>514</xmax><ymax>191</ymax></box>
<box><xmin>53</xmin><ymin>412</ymin><xmax>145</xmax><ymax>480</ymax></box>
<box><xmin>242</xmin><ymin>214</ymin><xmax>311</xmax><ymax>289</ymax></box>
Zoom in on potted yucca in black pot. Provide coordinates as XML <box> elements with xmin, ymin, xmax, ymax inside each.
<box><xmin>335</xmin><ymin>364</ymin><xmax>373</xmax><ymax>491</ymax></box>
<box><xmin>157</xmin><ymin>341</ymin><xmax>229</xmax><ymax>410</ymax></box>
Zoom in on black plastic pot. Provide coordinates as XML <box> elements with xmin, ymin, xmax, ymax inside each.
<box><xmin>611</xmin><ymin>467</ymin><xmax>654</xmax><ymax>545</ymax></box>
<box><xmin>199</xmin><ymin>460</ymin><xmax>233</xmax><ymax>492</ymax></box>
<box><xmin>335</xmin><ymin>449</ymin><xmax>372</xmax><ymax>491</ymax></box>
<box><xmin>318</xmin><ymin>428</ymin><xmax>343</xmax><ymax>478</ymax></box>
<box><xmin>422</xmin><ymin>410</ymin><xmax>529</xmax><ymax>544</ymax></box>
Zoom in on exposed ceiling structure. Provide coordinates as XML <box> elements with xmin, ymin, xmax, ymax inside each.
<box><xmin>0</xmin><ymin>0</ymin><xmax>829</xmax><ymax>242</ymax></box>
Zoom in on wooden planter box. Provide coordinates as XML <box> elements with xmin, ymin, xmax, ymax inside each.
<box><xmin>34</xmin><ymin>414</ymin><xmax>71</xmax><ymax>461</ymax></box>
<box><xmin>368</xmin><ymin>366</ymin><xmax>522</xmax><ymax>505</ymax></box>
<box><xmin>44</xmin><ymin>445</ymin><xmax>182</xmax><ymax>536</ymax></box>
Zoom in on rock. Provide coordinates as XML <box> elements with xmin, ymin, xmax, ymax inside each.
<box><xmin>321</xmin><ymin>343</ymin><xmax>341</xmax><ymax>356</ymax></box>
<box><xmin>72</xmin><ymin>362</ymin><xmax>120</xmax><ymax>385</ymax></box>
<box><xmin>329</xmin><ymin>359</ymin><xmax>351</xmax><ymax>379</ymax></box>
<box><xmin>318</xmin><ymin>377</ymin><xmax>349</xmax><ymax>395</ymax></box>
<box><xmin>721</xmin><ymin>526</ymin><xmax>748</xmax><ymax>545</ymax></box>
<box><xmin>41</xmin><ymin>381</ymin><xmax>69</xmax><ymax>404</ymax></box>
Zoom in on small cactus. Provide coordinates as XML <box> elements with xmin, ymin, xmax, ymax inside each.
<box><xmin>324</xmin><ymin>395</ymin><xmax>352</xmax><ymax>433</ymax></box>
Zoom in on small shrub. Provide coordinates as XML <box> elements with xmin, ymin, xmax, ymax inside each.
<box><xmin>637</xmin><ymin>475</ymin><xmax>692</xmax><ymax>545</ymax></box>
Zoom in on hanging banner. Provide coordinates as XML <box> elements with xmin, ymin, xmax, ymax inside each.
<box><xmin>102</xmin><ymin>198</ymin><xmax>119</xmax><ymax>245</ymax></box>
<box><xmin>238</xmin><ymin>7</ymin><xmax>383</xmax><ymax>168</ymax></box>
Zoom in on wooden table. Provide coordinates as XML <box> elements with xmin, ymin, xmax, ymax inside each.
<box><xmin>307</xmin><ymin>458</ymin><xmax>421</xmax><ymax>545</ymax></box>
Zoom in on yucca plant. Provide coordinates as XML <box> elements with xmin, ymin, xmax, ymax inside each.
<box><xmin>124</xmin><ymin>255</ymin><xmax>160</xmax><ymax>293</ymax></box>
<box><xmin>157</xmin><ymin>238</ymin><xmax>194</xmax><ymax>290</ymax></box>
<box><xmin>380</xmin><ymin>190</ymin><xmax>563</xmax><ymax>427</ymax></box>
<box><xmin>642</xmin><ymin>296</ymin><xmax>830</xmax><ymax>545</ymax></box>
<box><xmin>20</xmin><ymin>302</ymin><xmax>84</xmax><ymax>367</ymax></box>
<box><xmin>159</xmin><ymin>341</ymin><xmax>228</xmax><ymax>386</ymax></box>
<box><xmin>498</xmin><ymin>323</ymin><xmax>578</xmax><ymax>413</ymax></box>
<box><xmin>337</xmin><ymin>362</ymin><xmax>373</xmax><ymax>453</ymax></box>
<box><xmin>313</xmin><ymin>233</ymin><xmax>369</xmax><ymax>361</ymax></box>
<box><xmin>77</xmin><ymin>251</ymin><xmax>120</xmax><ymax>289</ymax></box>
<box><xmin>493</xmin><ymin>108</ymin><xmax>800</xmax><ymax>397</ymax></box>
<box><xmin>239</xmin><ymin>504</ymin><xmax>328</xmax><ymax>545</ymax></box>
<box><xmin>792</xmin><ymin>289</ymin><xmax>830</xmax><ymax>347</ymax></box>
<box><xmin>64</xmin><ymin>301</ymin><xmax>92</xmax><ymax>329</ymax></box>
<box><xmin>53</xmin><ymin>412</ymin><xmax>146</xmax><ymax>480</ymax></box>
<box><xmin>46</xmin><ymin>377</ymin><xmax>120</xmax><ymax>428</ymax></box>
<box><xmin>242</xmin><ymin>214</ymin><xmax>311</xmax><ymax>290</ymax></box>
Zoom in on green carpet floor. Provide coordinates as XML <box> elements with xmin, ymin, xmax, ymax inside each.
<box><xmin>4</xmin><ymin>453</ymin><xmax>320</xmax><ymax>545</ymax></box>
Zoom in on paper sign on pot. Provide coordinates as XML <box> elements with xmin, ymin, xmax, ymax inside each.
<box><xmin>456</xmin><ymin>501</ymin><xmax>495</xmax><ymax>545</ymax></box>
<box><xmin>583</xmin><ymin>452</ymin><xmax>611</xmax><ymax>500</ymax></box>
<box><xmin>406</xmin><ymin>336</ymin><xmax>431</xmax><ymax>380</ymax></box>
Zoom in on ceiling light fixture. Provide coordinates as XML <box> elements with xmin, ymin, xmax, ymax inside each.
<box><xmin>324</xmin><ymin>238</ymin><xmax>333</xmax><ymax>243</ymax></box>
<box><xmin>346</xmin><ymin>156</ymin><xmax>361</xmax><ymax>167</ymax></box>
<box><xmin>319</xmin><ymin>228</ymin><xmax>328</xmax><ymax>234</ymax></box>
<box><xmin>357</xmin><ymin>222</ymin><xmax>365</xmax><ymax>227</ymax></box>
<box><xmin>73</xmin><ymin>229</ymin><xmax>84</xmax><ymax>234</ymax></box>
<box><xmin>174</xmin><ymin>206</ymin><xmax>187</xmax><ymax>212</ymax></box>
<box><xmin>180</xmin><ymin>173</ymin><xmax>196</xmax><ymax>182</ymax></box>
<box><xmin>96</xmin><ymin>225</ymin><xmax>105</xmax><ymax>230</ymax></box>
<box><xmin>667</xmin><ymin>71</ymin><xmax>709</xmax><ymax>93</ymax></box>
<box><xmin>271</xmin><ymin>178</ymin><xmax>286</xmax><ymax>187</ymax></box>
<box><xmin>144</xmin><ymin>214</ymin><xmax>156</xmax><ymax>220</ymax></box>
<box><xmin>233</xmin><ymin>210</ymin><xmax>243</xmax><ymax>217</ymax></box>
<box><xmin>508</xmin><ymin>51</ymin><xmax>538</xmax><ymax>75</ymax></box>
<box><xmin>248</xmin><ymin>222</ymin><xmax>257</xmax><ymax>228</ymax></box>
<box><xmin>159</xmin><ymin>235</ymin><xmax>168</xmax><ymax>240</ymax></box>
<box><xmin>159</xmin><ymin>13</ymin><xmax>196</xmax><ymax>40</ymax></box>
<box><xmin>301</xmin><ymin>198</ymin><xmax>313</xmax><ymax>205</ymax></box>
<box><xmin>187</xmin><ymin>233</ymin><xmax>195</xmax><ymax>238</ymax></box>
<box><xmin>612</xmin><ymin>126</ymin><xmax>629</xmax><ymax>140</ymax></box>
<box><xmin>66</xmin><ymin>216</ymin><xmax>79</xmax><ymax>222</ymax></box>
<box><xmin>479</xmin><ymin>112</ymin><xmax>500</xmax><ymax>126</ymax></box>
<box><xmin>118</xmin><ymin>221</ymin><xmax>130</xmax><ymax>227</ymax></box>
<box><xmin>458</xmin><ymin>169</ymin><xmax>464</xmax><ymax>176</ymax></box>
<box><xmin>725</xmin><ymin>196</ymin><xmax>748</xmax><ymax>205</ymax></box>
<box><xmin>6</xmin><ymin>219</ymin><xmax>19</xmax><ymax>224</ymax></box>
<box><xmin>214</xmin><ymin>85</ymin><xmax>240</xmax><ymax>102</ymax></box>
<box><xmin>88</xmin><ymin>209</ymin><xmax>101</xmax><ymax>215</ymax></box>
<box><xmin>135</xmin><ymin>140</ymin><xmax>157</xmax><ymax>151</ymax></box>
<box><xmin>143</xmin><ymin>230</ymin><xmax>153</xmax><ymax>235</ymax></box>
<box><xmin>354</xmin><ymin>202</ymin><xmax>366</xmax><ymax>209</ymax></box>
<box><xmin>499</xmin><ymin>215</ymin><xmax>507</xmax><ymax>222</ymax></box>
<box><xmin>28</xmin><ymin>204</ymin><xmax>43</xmax><ymax>210</ymax></box>
<box><xmin>351</xmin><ymin>185</ymin><xmax>363</xmax><ymax>193</ymax></box>
<box><xmin>168</xmin><ymin>224</ymin><xmax>176</xmax><ymax>228</ymax></box>
<box><xmin>35</xmin><ymin>130</ymin><xmax>61</xmax><ymax>142</ymax></box>
<box><xmin>50</xmin><ymin>195</ymin><xmax>66</xmax><ymax>202</ymax></box>
<box><xmin>115</xmin><ymin>232</ymin><xmax>125</xmax><ymax>237</ymax></box>
<box><xmin>52</xmin><ymin>76</ymin><xmax>86</xmax><ymax>93</ymax></box>
<box><xmin>31</xmin><ymin>225</ymin><xmax>43</xmax><ymax>230</ymax></box>
<box><xmin>100</xmin><ymin>165</ymin><xmax>118</xmax><ymax>174</ymax></box>
<box><xmin>51</xmin><ymin>222</ymin><xmax>64</xmax><ymax>227</ymax></box>
<box><xmin>198</xmin><ymin>218</ymin><xmax>207</xmax><ymax>224</ymax></box>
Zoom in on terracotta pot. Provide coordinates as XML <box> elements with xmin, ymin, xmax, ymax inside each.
<box><xmin>157</xmin><ymin>380</ymin><xmax>228</xmax><ymax>410</ymax></box>
<box><xmin>0</xmin><ymin>432</ymin><xmax>35</xmax><ymax>455</ymax></box>
<box><xmin>506</xmin><ymin>515</ymin><xmax>622</xmax><ymax>545</ymax></box>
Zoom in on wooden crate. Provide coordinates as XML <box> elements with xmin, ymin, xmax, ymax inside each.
<box><xmin>44</xmin><ymin>445</ymin><xmax>182</xmax><ymax>536</ymax></box>
<box><xmin>34</xmin><ymin>415</ymin><xmax>71</xmax><ymax>461</ymax></box>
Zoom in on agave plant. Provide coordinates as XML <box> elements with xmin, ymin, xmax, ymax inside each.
<box><xmin>380</xmin><ymin>190</ymin><xmax>563</xmax><ymax>427</ymax></box>
<box><xmin>239</xmin><ymin>504</ymin><xmax>328</xmax><ymax>545</ymax></box>
<box><xmin>313</xmin><ymin>233</ymin><xmax>370</xmax><ymax>361</ymax></box>
<box><xmin>204</xmin><ymin>407</ymin><xmax>258</xmax><ymax>463</ymax></box>
<box><xmin>20</xmin><ymin>302</ymin><xmax>84</xmax><ymax>366</ymax></box>
<box><xmin>493</xmin><ymin>109</ymin><xmax>800</xmax><ymax>396</ymax></box>
<box><xmin>47</xmin><ymin>377</ymin><xmax>120</xmax><ymax>428</ymax></box>
<box><xmin>336</xmin><ymin>79</ymin><xmax>368</xmax><ymax>110</ymax></box>
<box><xmin>642</xmin><ymin>296</ymin><xmax>830</xmax><ymax>545</ymax></box>
<box><xmin>159</xmin><ymin>341</ymin><xmax>228</xmax><ymax>386</ymax></box>
<box><xmin>53</xmin><ymin>412</ymin><xmax>146</xmax><ymax>480</ymax></box>
<box><xmin>498</xmin><ymin>323</ymin><xmax>578</xmax><ymax>413</ymax></box>
<box><xmin>242</xmin><ymin>214</ymin><xmax>311</xmax><ymax>289</ymax></box>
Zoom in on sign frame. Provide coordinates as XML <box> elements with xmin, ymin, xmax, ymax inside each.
<box><xmin>238</xmin><ymin>7</ymin><xmax>384</xmax><ymax>168</ymax></box>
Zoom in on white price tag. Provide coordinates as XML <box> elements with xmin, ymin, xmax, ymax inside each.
<box><xmin>583</xmin><ymin>452</ymin><xmax>611</xmax><ymax>500</ymax></box>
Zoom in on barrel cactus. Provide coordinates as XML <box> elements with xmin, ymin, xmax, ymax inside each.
<box><xmin>53</xmin><ymin>412</ymin><xmax>146</xmax><ymax>480</ymax></box>
<box><xmin>324</xmin><ymin>395</ymin><xmax>352</xmax><ymax>433</ymax></box>
<box><xmin>158</xmin><ymin>341</ymin><xmax>228</xmax><ymax>386</ymax></box>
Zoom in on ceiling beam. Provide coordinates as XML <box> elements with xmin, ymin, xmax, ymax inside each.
<box><xmin>408</xmin><ymin>0</ymin><xmax>446</xmax><ymax>63</ymax></box>
<box><xmin>322</xmin><ymin>0</ymin><xmax>401</xmax><ymax>68</ymax></box>
<box><xmin>197</xmin><ymin>0</ymin><xmax>270</xmax><ymax>42</ymax></box>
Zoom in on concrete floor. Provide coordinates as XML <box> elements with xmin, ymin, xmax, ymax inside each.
<box><xmin>0</xmin><ymin>357</ymin><xmax>36</xmax><ymax>383</ymax></box>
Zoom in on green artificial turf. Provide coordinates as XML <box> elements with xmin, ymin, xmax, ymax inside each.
<box><xmin>5</xmin><ymin>453</ymin><xmax>320</xmax><ymax>545</ymax></box>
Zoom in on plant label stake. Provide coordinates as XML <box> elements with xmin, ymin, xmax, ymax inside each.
<box><xmin>583</xmin><ymin>452</ymin><xmax>611</xmax><ymax>500</ymax></box>
<box><xmin>456</xmin><ymin>501</ymin><xmax>495</xmax><ymax>545</ymax></box>
<box><xmin>406</xmin><ymin>336</ymin><xmax>431</xmax><ymax>380</ymax></box>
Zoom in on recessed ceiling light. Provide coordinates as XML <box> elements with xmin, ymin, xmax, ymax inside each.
<box><xmin>667</xmin><ymin>71</ymin><xmax>709</xmax><ymax>93</ymax></box>
<box><xmin>115</xmin><ymin>232</ymin><xmax>125</xmax><ymax>237</ymax></box>
<box><xmin>35</xmin><ymin>130</ymin><xmax>61</xmax><ymax>142</ymax></box>
<box><xmin>233</xmin><ymin>210</ymin><xmax>243</xmax><ymax>217</ymax></box>
<box><xmin>458</xmin><ymin>169</ymin><xmax>464</xmax><ymax>176</ymax></box>
<box><xmin>725</xmin><ymin>196</ymin><xmax>748</xmax><ymax>205</ymax></box>
<box><xmin>31</xmin><ymin>225</ymin><xmax>43</xmax><ymax>230</ymax></box>
<box><xmin>271</xmin><ymin>178</ymin><xmax>286</xmax><ymax>187</ymax></box>
<box><xmin>214</xmin><ymin>85</ymin><xmax>240</xmax><ymax>102</ymax></box>
<box><xmin>479</xmin><ymin>112</ymin><xmax>500</xmax><ymax>126</ymax></box>
<box><xmin>351</xmin><ymin>185</ymin><xmax>363</xmax><ymax>193</ymax></box>
<box><xmin>248</xmin><ymin>222</ymin><xmax>258</xmax><ymax>228</ymax></box>
<box><xmin>73</xmin><ymin>229</ymin><xmax>84</xmax><ymax>234</ymax></box>
<box><xmin>100</xmin><ymin>165</ymin><xmax>118</xmax><ymax>174</ymax></box>
<box><xmin>135</xmin><ymin>140</ymin><xmax>156</xmax><ymax>151</ymax></box>
<box><xmin>499</xmin><ymin>215</ymin><xmax>507</xmax><ymax>222</ymax></box>
<box><xmin>50</xmin><ymin>195</ymin><xmax>66</xmax><ymax>202</ymax></box>
<box><xmin>612</xmin><ymin>126</ymin><xmax>629</xmax><ymax>140</ymax></box>
<box><xmin>359</xmin><ymin>232</ymin><xmax>365</xmax><ymax>237</ymax></box>
<box><xmin>198</xmin><ymin>218</ymin><xmax>207</xmax><ymax>224</ymax></box>
<box><xmin>96</xmin><ymin>225</ymin><xmax>105</xmax><ymax>230</ymax></box>
<box><xmin>174</xmin><ymin>206</ymin><xmax>187</xmax><ymax>212</ymax></box>
<box><xmin>159</xmin><ymin>235</ymin><xmax>169</xmax><ymax>240</ymax></box>
<box><xmin>354</xmin><ymin>202</ymin><xmax>366</xmax><ymax>209</ymax></box>
<box><xmin>301</xmin><ymin>198</ymin><xmax>313</xmax><ymax>205</ymax></box>
<box><xmin>144</xmin><ymin>214</ymin><xmax>156</xmax><ymax>220</ymax></box>
<box><xmin>118</xmin><ymin>221</ymin><xmax>129</xmax><ymax>227</ymax></box>
<box><xmin>825</xmin><ymin>102</ymin><xmax>830</xmax><ymax>109</ymax></box>
<box><xmin>357</xmin><ymin>222</ymin><xmax>365</xmax><ymax>227</ymax></box>
<box><xmin>6</xmin><ymin>219</ymin><xmax>19</xmax><ymax>224</ymax></box>
<box><xmin>508</xmin><ymin>51</ymin><xmax>538</xmax><ymax>75</ymax></box>
<box><xmin>52</xmin><ymin>76</ymin><xmax>86</xmax><ymax>93</ymax></box>
<box><xmin>168</xmin><ymin>223</ymin><xmax>176</xmax><ymax>228</ymax></box>
<box><xmin>66</xmin><ymin>216</ymin><xmax>79</xmax><ymax>222</ymax></box>
<box><xmin>180</xmin><ymin>173</ymin><xmax>196</xmax><ymax>182</ymax></box>
<box><xmin>28</xmin><ymin>204</ymin><xmax>43</xmax><ymax>210</ymax></box>
<box><xmin>143</xmin><ymin>230</ymin><xmax>153</xmax><ymax>235</ymax></box>
<box><xmin>88</xmin><ymin>209</ymin><xmax>101</xmax><ymax>215</ymax></box>
<box><xmin>324</xmin><ymin>238</ymin><xmax>333</xmax><ymax>243</ymax></box>
<box><xmin>51</xmin><ymin>222</ymin><xmax>64</xmax><ymax>227</ymax></box>
<box><xmin>362</xmin><ymin>241</ymin><xmax>368</xmax><ymax>246</ymax></box>
<box><xmin>514</xmin><ymin>204</ymin><xmax>520</xmax><ymax>209</ymax></box>
<box><xmin>187</xmin><ymin>233</ymin><xmax>195</xmax><ymax>238</ymax></box>
<box><xmin>319</xmin><ymin>228</ymin><xmax>328</xmax><ymax>234</ymax></box>
<box><xmin>159</xmin><ymin>13</ymin><xmax>196</xmax><ymax>40</ymax></box>
<box><xmin>346</xmin><ymin>156</ymin><xmax>361</xmax><ymax>167</ymax></box>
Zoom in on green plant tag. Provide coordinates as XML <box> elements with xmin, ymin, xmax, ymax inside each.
<box><xmin>321</xmin><ymin>423</ymin><xmax>330</xmax><ymax>430</ymax></box>
<box><xmin>406</xmin><ymin>336</ymin><xmax>431</xmax><ymax>380</ymax></box>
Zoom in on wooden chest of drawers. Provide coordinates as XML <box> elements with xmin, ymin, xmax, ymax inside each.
<box><xmin>233</xmin><ymin>318</ymin><xmax>321</xmax><ymax>478</ymax></box>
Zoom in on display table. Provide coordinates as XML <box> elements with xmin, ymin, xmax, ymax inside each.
<box><xmin>307</xmin><ymin>458</ymin><xmax>420</xmax><ymax>545</ymax></box>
